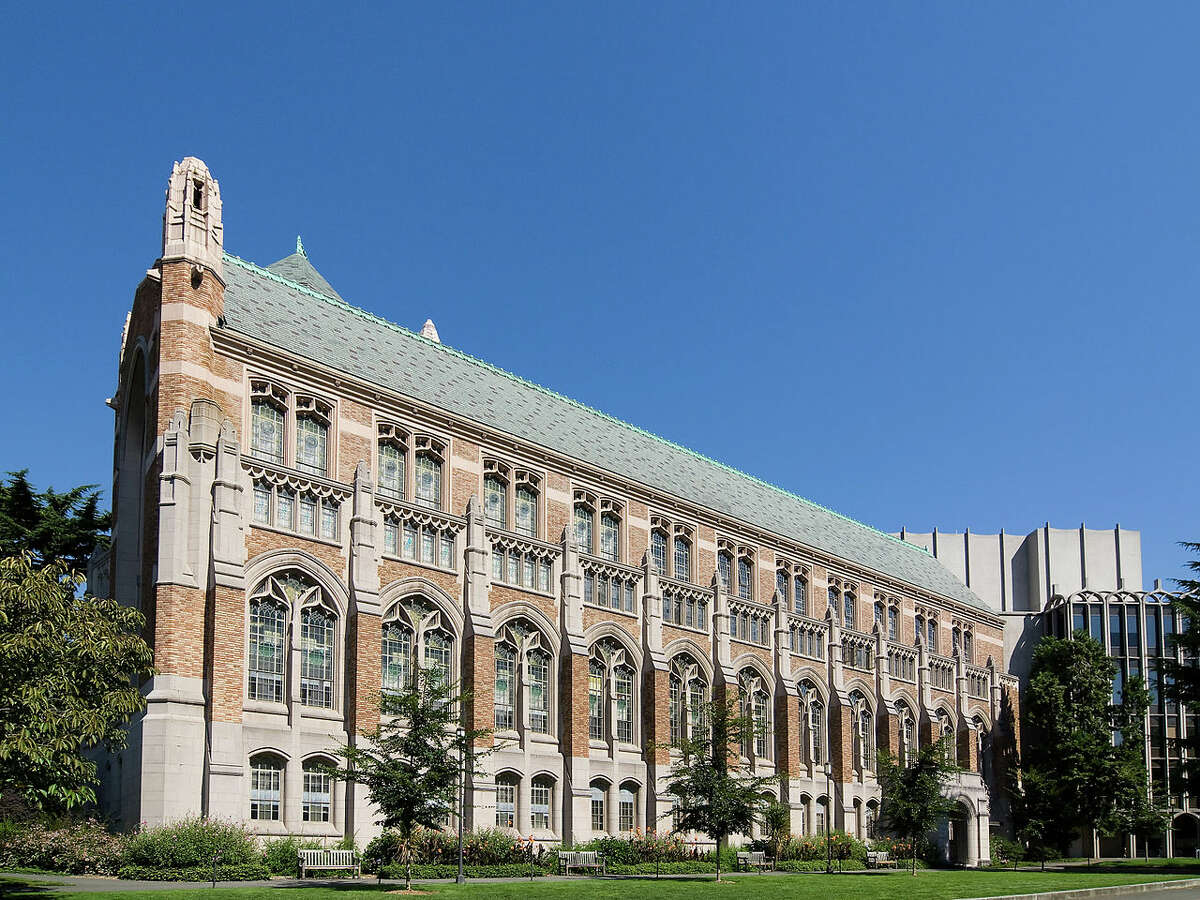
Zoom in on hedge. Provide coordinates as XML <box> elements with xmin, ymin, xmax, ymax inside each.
<box><xmin>116</xmin><ymin>863</ymin><xmax>271</xmax><ymax>882</ymax></box>
<box><xmin>378</xmin><ymin>863</ymin><xmax>551</xmax><ymax>879</ymax></box>
<box><xmin>607</xmin><ymin>861</ymin><xmax>716</xmax><ymax>875</ymax></box>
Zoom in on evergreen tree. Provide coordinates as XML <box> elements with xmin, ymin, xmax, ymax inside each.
<box><xmin>1162</xmin><ymin>541</ymin><xmax>1200</xmax><ymax>797</ymax></box>
<box><xmin>876</xmin><ymin>737</ymin><xmax>961</xmax><ymax>874</ymax></box>
<box><xmin>1108</xmin><ymin>676</ymin><xmax>1170</xmax><ymax>854</ymax></box>
<box><xmin>0</xmin><ymin>470</ymin><xmax>111</xmax><ymax>572</ymax></box>
<box><xmin>324</xmin><ymin>668</ymin><xmax>488</xmax><ymax>891</ymax></box>
<box><xmin>660</xmin><ymin>695</ymin><xmax>777</xmax><ymax>881</ymax></box>
<box><xmin>0</xmin><ymin>554</ymin><xmax>154</xmax><ymax>809</ymax></box>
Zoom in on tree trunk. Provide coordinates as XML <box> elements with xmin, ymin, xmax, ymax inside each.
<box><xmin>912</xmin><ymin>831</ymin><xmax>918</xmax><ymax>875</ymax></box>
<box><xmin>403</xmin><ymin>837</ymin><xmax>412</xmax><ymax>891</ymax></box>
<box><xmin>715</xmin><ymin>836</ymin><xmax>722</xmax><ymax>882</ymax></box>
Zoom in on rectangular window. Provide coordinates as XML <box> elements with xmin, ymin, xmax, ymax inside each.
<box><xmin>494</xmin><ymin>649</ymin><xmax>515</xmax><ymax>731</ymax></box>
<box><xmin>484</xmin><ymin>476</ymin><xmax>506</xmax><ymax>528</ymax></box>
<box><xmin>718</xmin><ymin>553</ymin><xmax>732</xmax><ymax>592</ymax></box>
<box><xmin>523</xmin><ymin>556</ymin><xmax>535</xmax><ymax>588</ymax></box>
<box><xmin>492</xmin><ymin>549</ymin><xmax>504</xmax><ymax>581</ymax></box>
<box><xmin>674</xmin><ymin>538</ymin><xmax>690</xmax><ymax>582</ymax></box>
<box><xmin>1090</xmin><ymin>607</ymin><xmax>1104</xmax><ymax>644</ymax></box>
<box><xmin>276</xmin><ymin>491</ymin><xmax>294</xmax><ymax>530</ymax></box>
<box><xmin>507</xmin><ymin>552</ymin><xmax>519</xmax><ymax>585</ymax></box>
<box><xmin>591</xmin><ymin>792</ymin><xmax>605</xmax><ymax>832</ymax></box>
<box><xmin>403</xmin><ymin>522</ymin><xmax>417</xmax><ymax>559</ymax></box>
<box><xmin>574</xmin><ymin>507</ymin><xmax>593</xmax><ymax>553</ymax></box>
<box><xmin>600</xmin><ymin>515</ymin><xmax>619</xmax><ymax>562</ymax></box>
<box><xmin>421</xmin><ymin>529</ymin><xmax>435</xmax><ymax>565</ymax></box>
<box><xmin>539</xmin><ymin>559</ymin><xmax>552</xmax><ymax>593</ymax></box>
<box><xmin>250</xmin><ymin>764</ymin><xmax>281</xmax><ymax>820</ymax></box>
<box><xmin>531</xmin><ymin>783</ymin><xmax>551</xmax><ymax>831</ymax></box>
<box><xmin>250</xmin><ymin>399</ymin><xmax>285</xmax><ymax>464</ymax></box>
<box><xmin>320</xmin><ymin>505</ymin><xmax>337</xmax><ymax>540</ymax></box>
<box><xmin>651</xmin><ymin>532</ymin><xmax>667</xmax><ymax>575</ymax></box>
<box><xmin>496</xmin><ymin>782</ymin><xmax>515</xmax><ymax>828</ymax></box>
<box><xmin>300</xmin><ymin>612</ymin><xmax>335</xmax><ymax>709</ymax></box>
<box><xmin>589</xmin><ymin>667</ymin><xmax>604</xmax><ymax>740</ymax></box>
<box><xmin>584</xmin><ymin>571</ymin><xmax>594</xmax><ymax>605</ymax></box>
<box><xmin>248</xmin><ymin>601</ymin><xmax>286</xmax><ymax>703</ymax></box>
<box><xmin>529</xmin><ymin>652</ymin><xmax>549</xmax><ymax>734</ymax></box>
<box><xmin>624</xmin><ymin>582</ymin><xmax>635</xmax><ymax>613</ymax></box>
<box><xmin>302</xmin><ymin>770</ymin><xmax>331</xmax><ymax>822</ymax></box>
<box><xmin>598</xmin><ymin>576</ymin><xmax>609</xmax><ymax>608</ymax></box>
<box><xmin>737</xmin><ymin>557</ymin><xmax>752</xmax><ymax>600</ymax></box>
<box><xmin>1127</xmin><ymin>610</ymin><xmax>1141</xmax><ymax>654</ymax></box>
<box><xmin>384</xmin><ymin>521</ymin><xmax>399</xmax><ymax>555</ymax></box>
<box><xmin>295</xmin><ymin>414</ymin><xmax>328</xmax><ymax>475</ymax></box>
<box><xmin>377</xmin><ymin>442</ymin><xmax>405</xmax><ymax>499</ymax></box>
<box><xmin>440</xmin><ymin>535</ymin><xmax>454</xmax><ymax>569</ymax></box>
<box><xmin>1110</xmin><ymin>610</ymin><xmax>1123</xmax><ymax>655</ymax></box>
<box><xmin>615</xmin><ymin>670</ymin><xmax>633</xmax><ymax>743</ymax></box>
<box><xmin>253</xmin><ymin>484</ymin><xmax>271</xmax><ymax>523</ymax></box>
<box><xmin>381</xmin><ymin>625</ymin><xmax>412</xmax><ymax>695</ymax></box>
<box><xmin>619</xmin><ymin>794</ymin><xmax>635</xmax><ymax>833</ymax></box>
<box><xmin>299</xmin><ymin>497</ymin><xmax>317</xmax><ymax>535</ymax></box>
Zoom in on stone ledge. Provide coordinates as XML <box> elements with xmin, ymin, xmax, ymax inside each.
<box><xmin>964</xmin><ymin>876</ymin><xmax>1200</xmax><ymax>900</ymax></box>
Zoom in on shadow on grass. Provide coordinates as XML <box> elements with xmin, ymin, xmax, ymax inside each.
<box><xmin>0</xmin><ymin>878</ymin><xmax>62</xmax><ymax>899</ymax></box>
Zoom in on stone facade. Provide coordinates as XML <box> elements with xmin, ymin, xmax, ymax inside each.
<box><xmin>93</xmin><ymin>157</ymin><xmax>1018</xmax><ymax>866</ymax></box>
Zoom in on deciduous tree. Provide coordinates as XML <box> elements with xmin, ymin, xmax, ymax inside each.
<box><xmin>0</xmin><ymin>554</ymin><xmax>154</xmax><ymax>809</ymax></box>
<box><xmin>876</xmin><ymin>737</ymin><xmax>960</xmax><ymax>874</ymax></box>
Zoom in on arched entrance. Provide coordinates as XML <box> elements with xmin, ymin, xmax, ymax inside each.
<box><xmin>946</xmin><ymin>802</ymin><xmax>971</xmax><ymax>866</ymax></box>
<box><xmin>1172</xmin><ymin>813</ymin><xmax>1199</xmax><ymax>859</ymax></box>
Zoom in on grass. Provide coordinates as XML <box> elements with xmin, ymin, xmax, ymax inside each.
<box><xmin>0</xmin><ymin>869</ymin><xmax>1193</xmax><ymax>900</ymax></box>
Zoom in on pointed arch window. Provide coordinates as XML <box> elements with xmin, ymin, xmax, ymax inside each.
<box><xmin>794</xmin><ymin>574</ymin><xmax>808</xmax><ymax>615</ymax></box>
<box><xmin>873</xmin><ymin>601</ymin><xmax>885</xmax><ymax>631</ymax></box>
<box><xmin>294</xmin><ymin>396</ymin><xmax>332</xmax><ymax>476</ymax></box>
<box><xmin>484</xmin><ymin>473</ymin><xmax>507</xmax><ymax>529</ymax></box>
<box><xmin>300</xmin><ymin>606</ymin><xmax>336</xmax><ymax>708</ymax></box>
<box><xmin>887</xmin><ymin>606</ymin><xmax>898</xmax><ymax>641</ymax></box>
<box><xmin>650</xmin><ymin>528</ymin><xmax>668</xmax><ymax>575</ymax></box>
<box><xmin>927</xmin><ymin>618</ymin><xmax>938</xmax><ymax>653</ymax></box>
<box><xmin>495</xmin><ymin>620</ymin><xmax>554</xmax><ymax>736</ymax></box>
<box><xmin>250</xmin><ymin>382</ymin><xmax>287</xmax><ymax>465</ymax></box>
<box><xmin>413</xmin><ymin>438</ymin><xmax>444</xmax><ymax>509</ymax></box>
<box><xmin>495</xmin><ymin>775</ymin><xmax>517</xmax><ymax>829</ymax></box>
<box><xmin>938</xmin><ymin>710</ymin><xmax>956</xmax><ymax>764</ymax></box>
<box><xmin>739</xmin><ymin>670</ymin><xmax>771</xmax><ymax>760</ymax></box>
<box><xmin>897</xmin><ymin>702</ymin><xmax>915</xmax><ymax>767</ymax></box>
<box><xmin>590</xmin><ymin>640</ymin><xmax>637</xmax><ymax>745</ymax></box>
<box><xmin>843</xmin><ymin>588</ymin><xmax>857</xmax><ymax>630</ymax></box>
<box><xmin>737</xmin><ymin>552</ymin><xmax>753</xmax><ymax>601</ymax></box>
<box><xmin>514</xmin><ymin>481</ymin><xmax>538</xmax><ymax>537</ymax></box>
<box><xmin>914</xmin><ymin>614</ymin><xmax>925</xmax><ymax>648</ymax></box>
<box><xmin>717</xmin><ymin>549</ymin><xmax>733</xmax><ymax>593</ymax></box>
<box><xmin>302</xmin><ymin>758</ymin><xmax>333</xmax><ymax>822</ymax></box>
<box><xmin>381</xmin><ymin>596</ymin><xmax>456</xmax><ymax>698</ymax></box>
<box><xmin>673</xmin><ymin>535</ymin><xmax>691</xmax><ymax>583</ymax></box>
<box><xmin>799</xmin><ymin>680</ymin><xmax>825</xmax><ymax>766</ymax></box>
<box><xmin>600</xmin><ymin>512</ymin><xmax>621</xmax><ymax>562</ymax></box>
<box><xmin>849</xmin><ymin>690</ymin><xmax>873</xmax><ymax>772</ymax></box>
<box><xmin>382</xmin><ymin>622</ymin><xmax>414</xmax><ymax>695</ymax></box>
<box><xmin>377</xmin><ymin>424</ymin><xmax>408</xmax><ymax>499</ymax></box>
<box><xmin>574</xmin><ymin>497</ymin><xmax>595</xmax><ymax>554</ymax></box>
<box><xmin>618</xmin><ymin>785</ymin><xmax>637</xmax><ymax>832</ymax></box>
<box><xmin>776</xmin><ymin>570</ymin><xmax>789</xmax><ymax>606</ymax></box>
<box><xmin>963</xmin><ymin>629</ymin><xmax>974</xmax><ymax>663</ymax></box>
<box><xmin>952</xmin><ymin>626</ymin><xmax>962</xmax><ymax>655</ymax></box>
<box><xmin>248</xmin><ymin>596</ymin><xmax>287</xmax><ymax>703</ymax></box>
<box><xmin>494</xmin><ymin>644</ymin><xmax>516</xmax><ymax>731</ymax></box>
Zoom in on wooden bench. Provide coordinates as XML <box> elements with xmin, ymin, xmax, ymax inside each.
<box><xmin>735</xmin><ymin>850</ymin><xmax>772</xmax><ymax>871</ymax></box>
<box><xmin>866</xmin><ymin>850</ymin><xmax>897</xmax><ymax>868</ymax></box>
<box><xmin>298</xmin><ymin>849</ymin><xmax>361</xmax><ymax>879</ymax></box>
<box><xmin>557</xmin><ymin>850</ymin><xmax>606</xmax><ymax>875</ymax></box>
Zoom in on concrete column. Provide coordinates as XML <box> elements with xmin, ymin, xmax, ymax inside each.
<box><xmin>519</xmin><ymin>777</ymin><xmax>533</xmax><ymax>836</ymax></box>
<box><xmin>284</xmin><ymin>755</ymin><xmax>303</xmax><ymax>831</ymax></box>
<box><xmin>606</xmin><ymin>782</ymin><xmax>619</xmax><ymax>835</ymax></box>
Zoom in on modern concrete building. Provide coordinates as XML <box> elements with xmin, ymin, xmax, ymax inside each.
<box><xmin>91</xmin><ymin>157</ymin><xmax>1019</xmax><ymax>866</ymax></box>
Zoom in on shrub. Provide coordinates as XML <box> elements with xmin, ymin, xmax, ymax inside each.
<box><xmin>990</xmin><ymin>835</ymin><xmax>1024</xmax><ymax>868</ymax></box>
<box><xmin>570</xmin><ymin>832</ymin><xmax>704</xmax><ymax>865</ymax></box>
<box><xmin>262</xmin><ymin>836</ymin><xmax>325</xmax><ymax>876</ymax></box>
<box><xmin>364</xmin><ymin>827</ymin><xmax>534</xmax><ymax>873</ymax></box>
<box><xmin>123</xmin><ymin>817</ymin><xmax>259</xmax><ymax>870</ymax></box>
<box><xmin>0</xmin><ymin>819</ymin><xmax>124</xmax><ymax>875</ymax></box>
<box><xmin>116</xmin><ymin>863</ymin><xmax>270</xmax><ymax>882</ymax></box>
<box><xmin>774</xmin><ymin>830</ymin><xmax>866</xmax><ymax>863</ymax></box>
<box><xmin>378</xmin><ymin>863</ymin><xmax>549</xmax><ymax>879</ymax></box>
<box><xmin>607</xmin><ymin>861</ymin><xmax>716</xmax><ymax>875</ymax></box>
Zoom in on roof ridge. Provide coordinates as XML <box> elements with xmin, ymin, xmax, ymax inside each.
<box><xmin>222</xmin><ymin>251</ymin><xmax>937</xmax><ymax>566</ymax></box>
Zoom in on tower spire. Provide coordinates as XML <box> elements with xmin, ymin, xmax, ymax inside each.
<box><xmin>296</xmin><ymin>235</ymin><xmax>306</xmax><ymax>258</ymax></box>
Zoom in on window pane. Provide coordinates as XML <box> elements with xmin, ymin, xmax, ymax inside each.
<box><xmin>276</xmin><ymin>491</ymin><xmax>294</xmax><ymax>530</ymax></box>
<box><xmin>248</xmin><ymin>599</ymin><xmax>286</xmax><ymax>703</ymax></box>
<box><xmin>484</xmin><ymin>476</ymin><xmax>506</xmax><ymax>528</ymax></box>
<box><xmin>415</xmin><ymin>453</ymin><xmax>442</xmax><ymax>508</ymax></box>
<box><xmin>403</xmin><ymin>522</ymin><xmax>417</xmax><ymax>559</ymax></box>
<box><xmin>384</xmin><ymin>521</ymin><xmax>399</xmax><ymax>555</ymax></box>
<box><xmin>651</xmin><ymin>531</ymin><xmax>667</xmax><ymax>575</ymax></box>
<box><xmin>253</xmin><ymin>483</ymin><xmax>271</xmax><ymax>524</ymax></box>
<box><xmin>421</xmin><ymin>528</ymin><xmax>435</xmax><ymax>564</ymax></box>
<box><xmin>674</xmin><ymin>537</ymin><xmax>690</xmax><ymax>583</ymax></box>
<box><xmin>320</xmin><ymin>503</ymin><xmax>337</xmax><ymax>540</ymax></box>
<box><xmin>302</xmin><ymin>767</ymin><xmax>331</xmax><ymax>822</ymax></box>
<box><xmin>529</xmin><ymin>651</ymin><xmax>549</xmax><ymax>733</ymax></box>
<box><xmin>737</xmin><ymin>557</ymin><xmax>752</xmax><ymax>600</ymax></box>
<box><xmin>494</xmin><ymin>645</ymin><xmax>515</xmax><ymax>730</ymax></box>
<box><xmin>381</xmin><ymin>623</ymin><xmax>413</xmax><ymax>694</ymax></box>
<box><xmin>718</xmin><ymin>552</ymin><xmax>732</xmax><ymax>592</ymax></box>
<box><xmin>295</xmin><ymin>414</ymin><xmax>328</xmax><ymax>475</ymax></box>
<box><xmin>378</xmin><ymin>442</ymin><xmax>405</xmax><ymax>498</ymax></box>
<box><xmin>589</xmin><ymin>664</ymin><xmax>604</xmax><ymax>740</ymax></box>
<box><xmin>440</xmin><ymin>535</ymin><xmax>454</xmax><ymax>569</ymax></box>
<box><xmin>515</xmin><ymin>486</ymin><xmax>537</xmax><ymax>537</ymax></box>
<box><xmin>250</xmin><ymin>758</ymin><xmax>282</xmax><ymax>820</ymax></box>
<box><xmin>424</xmin><ymin>631</ymin><xmax>451</xmax><ymax>686</ymax></box>
<box><xmin>538</xmin><ymin>559</ymin><xmax>551</xmax><ymax>593</ymax></box>
<box><xmin>300</xmin><ymin>607</ymin><xmax>335</xmax><ymax>708</ymax></box>
<box><xmin>496</xmin><ymin>781</ymin><xmax>515</xmax><ymax>828</ymax></box>
<box><xmin>600</xmin><ymin>514</ymin><xmax>620</xmax><ymax>562</ymax></box>
<box><xmin>794</xmin><ymin>576</ymin><xmax>807</xmax><ymax>615</ymax></box>
<box><xmin>574</xmin><ymin>506</ymin><xmax>593</xmax><ymax>553</ymax></box>
<box><xmin>251</xmin><ymin>399</ymin><xmax>284</xmax><ymax>464</ymax></box>
<box><xmin>299</xmin><ymin>497</ymin><xmax>317</xmax><ymax>535</ymax></box>
<box><xmin>615</xmin><ymin>668</ymin><xmax>633</xmax><ymax>743</ymax></box>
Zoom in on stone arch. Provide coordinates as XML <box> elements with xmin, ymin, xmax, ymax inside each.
<box><xmin>1173</xmin><ymin>812</ymin><xmax>1200</xmax><ymax>858</ymax></box>
<box><xmin>112</xmin><ymin>342</ymin><xmax>150</xmax><ymax>608</ymax></box>
<box><xmin>493</xmin><ymin>599</ymin><xmax>561</xmax><ymax>658</ymax></box>
<box><xmin>245</xmin><ymin>548</ymin><xmax>351</xmax><ymax>619</ymax></box>
<box><xmin>584</xmin><ymin>620</ymin><xmax>642</xmax><ymax>670</ymax></box>
<box><xmin>247</xmin><ymin>745</ymin><xmax>292</xmax><ymax>761</ymax></box>
<box><xmin>663</xmin><ymin>637</ymin><xmax>714</xmax><ymax>683</ymax></box>
<box><xmin>730</xmin><ymin>652</ymin><xmax>772</xmax><ymax>684</ymax></box>
<box><xmin>380</xmin><ymin>575</ymin><xmax>464</xmax><ymax>639</ymax></box>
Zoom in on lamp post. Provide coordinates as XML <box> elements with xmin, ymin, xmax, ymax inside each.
<box><xmin>456</xmin><ymin>726</ymin><xmax>466</xmax><ymax>885</ymax></box>
<box><xmin>824</xmin><ymin>762</ymin><xmax>833</xmax><ymax>874</ymax></box>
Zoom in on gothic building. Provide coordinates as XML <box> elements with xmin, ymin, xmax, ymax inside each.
<box><xmin>91</xmin><ymin>158</ymin><xmax>1018</xmax><ymax>866</ymax></box>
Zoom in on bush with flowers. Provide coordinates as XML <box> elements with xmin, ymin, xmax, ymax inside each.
<box><xmin>0</xmin><ymin>818</ymin><xmax>124</xmax><ymax>875</ymax></box>
<box><xmin>363</xmin><ymin>826</ymin><xmax>546</xmax><ymax>874</ymax></box>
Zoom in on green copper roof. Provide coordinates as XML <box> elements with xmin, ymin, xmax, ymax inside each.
<box><xmin>220</xmin><ymin>250</ymin><xmax>990</xmax><ymax>613</ymax></box>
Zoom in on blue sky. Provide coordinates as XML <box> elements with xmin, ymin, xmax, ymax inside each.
<box><xmin>0</xmin><ymin>2</ymin><xmax>1195</xmax><ymax>586</ymax></box>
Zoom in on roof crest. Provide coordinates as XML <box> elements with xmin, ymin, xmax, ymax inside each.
<box><xmin>222</xmin><ymin>250</ymin><xmax>936</xmax><ymax>565</ymax></box>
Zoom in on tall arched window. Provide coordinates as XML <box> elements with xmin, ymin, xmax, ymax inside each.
<box><xmin>590</xmin><ymin>640</ymin><xmax>637</xmax><ymax>745</ymax></box>
<box><xmin>739</xmin><ymin>670</ymin><xmax>771</xmax><ymax>760</ymax></box>
<box><xmin>600</xmin><ymin>511</ymin><xmax>621</xmax><ymax>562</ymax></box>
<box><xmin>248</xmin><ymin>595</ymin><xmax>287</xmax><ymax>703</ymax></box>
<box><xmin>896</xmin><ymin>701</ymin><xmax>914</xmax><ymax>767</ymax></box>
<box><xmin>381</xmin><ymin>595</ymin><xmax>456</xmax><ymax>696</ymax></box>
<box><xmin>250</xmin><ymin>381</ymin><xmax>287</xmax><ymax>464</ymax></box>
<box><xmin>974</xmin><ymin>715</ymin><xmax>988</xmax><ymax>777</ymax></box>
<box><xmin>850</xmin><ymin>690</ymin><xmax>872</xmax><ymax>772</ymax></box>
<box><xmin>618</xmin><ymin>785</ymin><xmax>637</xmax><ymax>833</ymax></box>
<box><xmin>668</xmin><ymin>655</ymin><xmax>707</xmax><ymax>745</ymax></box>
<box><xmin>794</xmin><ymin>574</ymin><xmax>808</xmax><ymax>615</ymax></box>
<box><xmin>574</xmin><ymin>498</ymin><xmax>595</xmax><ymax>554</ymax></box>
<box><xmin>530</xmin><ymin>777</ymin><xmax>553</xmax><ymax>831</ymax></box>
<box><xmin>377</xmin><ymin>424</ymin><xmax>407</xmax><ymax>499</ymax></box>
<box><xmin>495</xmin><ymin>774</ymin><xmax>517</xmax><ymax>828</ymax></box>
<box><xmin>938</xmin><ymin>709</ymin><xmax>956</xmax><ymax>763</ymax></box>
<box><xmin>590</xmin><ymin>781</ymin><xmax>607</xmax><ymax>832</ymax></box>
<box><xmin>294</xmin><ymin>396</ymin><xmax>331</xmax><ymax>476</ymax></box>
<box><xmin>484</xmin><ymin>472</ymin><xmax>507</xmax><ymax>528</ymax></box>
<box><xmin>674</xmin><ymin>535</ymin><xmax>691</xmax><ymax>583</ymax></box>
<box><xmin>717</xmin><ymin>549</ymin><xmax>733</xmax><ymax>593</ymax></box>
<box><xmin>300</xmin><ymin>606</ymin><xmax>336</xmax><ymax>708</ymax></box>
<box><xmin>952</xmin><ymin>626</ymin><xmax>962</xmax><ymax>655</ymax></box>
<box><xmin>776</xmin><ymin>570</ymin><xmax>789</xmax><ymax>605</ymax></box>
<box><xmin>873</xmin><ymin>601</ymin><xmax>885</xmax><ymax>631</ymax></box>
<box><xmin>963</xmin><ymin>630</ymin><xmax>974</xmax><ymax>663</ymax></box>
<box><xmin>494</xmin><ymin>620</ymin><xmax>553</xmax><ymax>736</ymax></box>
<box><xmin>887</xmin><ymin>606</ymin><xmax>898</xmax><ymax>641</ymax></box>
<box><xmin>828</xmin><ymin>586</ymin><xmax>840</xmax><ymax>622</ymax></box>
<box><xmin>927</xmin><ymin>618</ymin><xmax>938</xmax><ymax>653</ymax></box>
<box><xmin>914</xmin><ymin>615</ymin><xmax>925</xmax><ymax>648</ymax></box>
<box><xmin>650</xmin><ymin>528</ymin><xmax>668</xmax><ymax>575</ymax></box>
<box><xmin>800</xmin><ymin>680</ymin><xmax>825</xmax><ymax>766</ymax></box>
<box><xmin>514</xmin><ymin>481</ymin><xmax>538</xmax><ymax>537</ymax></box>
<box><xmin>413</xmin><ymin>438</ymin><xmax>444</xmax><ymax>509</ymax></box>
<box><xmin>843</xmin><ymin>588</ymin><xmax>857</xmax><ymax>630</ymax></box>
<box><xmin>494</xmin><ymin>644</ymin><xmax>516</xmax><ymax>730</ymax></box>
<box><xmin>737</xmin><ymin>552</ymin><xmax>753</xmax><ymax>601</ymax></box>
<box><xmin>250</xmin><ymin>753</ymin><xmax>284</xmax><ymax>820</ymax></box>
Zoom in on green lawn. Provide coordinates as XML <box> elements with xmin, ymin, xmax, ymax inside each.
<box><xmin>2</xmin><ymin>870</ymin><xmax>1194</xmax><ymax>900</ymax></box>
